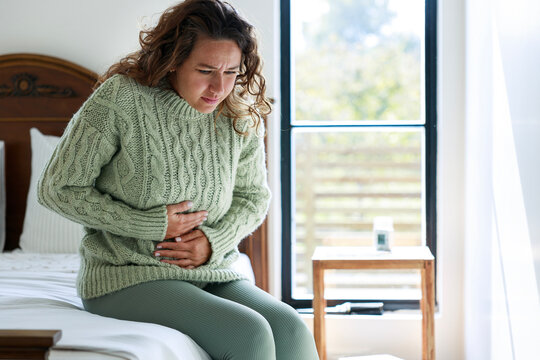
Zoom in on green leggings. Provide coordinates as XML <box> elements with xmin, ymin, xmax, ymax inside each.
<box><xmin>82</xmin><ymin>280</ymin><xmax>319</xmax><ymax>360</ymax></box>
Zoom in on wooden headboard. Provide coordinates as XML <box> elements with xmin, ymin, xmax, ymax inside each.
<box><xmin>0</xmin><ymin>53</ymin><xmax>268</xmax><ymax>291</ymax></box>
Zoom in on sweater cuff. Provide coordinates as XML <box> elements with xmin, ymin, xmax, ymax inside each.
<box><xmin>199</xmin><ymin>224</ymin><xmax>234</xmax><ymax>267</ymax></box>
<box><xmin>128</xmin><ymin>205</ymin><xmax>168</xmax><ymax>241</ymax></box>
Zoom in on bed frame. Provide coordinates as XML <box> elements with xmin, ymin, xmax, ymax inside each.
<box><xmin>0</xmin><ymin>53</ymin><xmax>268</xmax><ymax>285</ymax></box>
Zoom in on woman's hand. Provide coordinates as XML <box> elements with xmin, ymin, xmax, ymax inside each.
<box><xmin>164</xmin><ymin>201</ymin><xmax>208</xmax><ymax>239</ymax></box>
<box><xmin>155</xmin><ymin>230</ymin><xmax>212</xmax><ymax>269</ymax></box>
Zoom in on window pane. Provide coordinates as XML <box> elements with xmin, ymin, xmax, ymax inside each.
<box><xmin>292</xmin><ymin>0</ymin><xmax>425</xmax><ymax>122</ymax></box>
<box><xmin>291</xmin><ymin>128</ymin><xmax>424</xmax><ymax>299</ymax></box>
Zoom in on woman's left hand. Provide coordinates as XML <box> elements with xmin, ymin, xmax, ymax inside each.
<box><xmin>154</xmin><ymin>230</ymin><xmax>212</xmax><ymax>269</ymax></box>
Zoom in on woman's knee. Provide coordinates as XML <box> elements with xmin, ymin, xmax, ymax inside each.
<box><xmin>241</xmin><ymin>310</ymin><xmax>275</xmax><ymax>344</ymax></box>
<box><xmin>272</xmin><ymin>302</ymin><xmax>310</xmax><ymax>335</ymax></box>
<box><xmin>286</xmin><ymin>313</ymin><xmax>312</xmax><ymax>342</ymax></box>
<box><xmin>221</xmin><ymin>309</ymin><xmax>276</xmax><ymax>359</ymax></box>
<box><xmin>271</xmin><ymin>303</ymin><xmax>318</xmax><ymax>356</ymax></box>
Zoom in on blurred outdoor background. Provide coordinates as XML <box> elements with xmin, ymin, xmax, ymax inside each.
<box><xmin>290</xmin><ymin>0</ymin><xmax>426</xmax><ymax>300</ymax></box>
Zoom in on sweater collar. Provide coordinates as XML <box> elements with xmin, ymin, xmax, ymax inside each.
<box><xmin>155</xmin><ymin>86</ymin><xmax>212</xmax><ymax>121</ymax></box>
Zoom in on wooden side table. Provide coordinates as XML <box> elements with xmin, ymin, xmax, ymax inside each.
<box><xmin>312</xmin><ymin>246</ymin><xmax>435</xmax><ymax>360</ymax></box>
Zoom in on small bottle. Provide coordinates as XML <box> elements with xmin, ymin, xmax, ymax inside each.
<box><xmin>373</xmin><ymin>216</ymin><xmax>393</xmax><ymax>251</ymax></box>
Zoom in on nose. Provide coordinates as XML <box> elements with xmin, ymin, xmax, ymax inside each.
<box><xmin>209</xmin><ymin>74</ymin><xmax>224</xmax><ymax>96</ymax></box>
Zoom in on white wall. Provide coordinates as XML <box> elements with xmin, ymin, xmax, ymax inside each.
<box><xmin>0</xmin><ymin>0</ymin><xmax>171</xmax><ymax>73</ymax></box>
<box><xmin>0</xmin><ymin>1</ymin><xmax>467</xmax><ymax>359</ymax></box>
<box><xmin>0</xmin><ymin>0</ymin><xmax>277</xmax><ymax>96</ymax></box>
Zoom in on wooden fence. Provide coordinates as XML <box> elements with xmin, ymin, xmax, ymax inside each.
<box><xmin>292</xmin><ymin>130</ymin><xmax>423</xmax><ymax>297</ymax></box>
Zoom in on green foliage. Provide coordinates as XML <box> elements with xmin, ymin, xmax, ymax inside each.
<box><xmin>291</xmin><ymin>0</ymin><xmax>426</xmax><ymax>297</ymax></box>
<box><xmin>305</xmin><ymin>0</ymin><xmax>395</xmax><ymax>46</ymax></box>
<box><xmin>295</xmin><ymin>0</ymin><xmax>422</xmax><ymax>121</ymax></box>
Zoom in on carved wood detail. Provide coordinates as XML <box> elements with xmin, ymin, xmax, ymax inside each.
<box><xmin>0</xmin><ymin>72</ymin><xmax>75</xmax><ymax>98</ymax></box>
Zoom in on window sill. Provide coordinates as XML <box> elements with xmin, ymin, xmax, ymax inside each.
<box><xmin>298</xmin><ymin>308</ymin><xmax>441</xmax><ymax>321</ymax></box>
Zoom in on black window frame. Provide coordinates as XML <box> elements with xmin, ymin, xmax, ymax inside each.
<box><xmin>280</xmin><ymin>0</ymin><xmax>438</xmax><ymax>311</ymax></box>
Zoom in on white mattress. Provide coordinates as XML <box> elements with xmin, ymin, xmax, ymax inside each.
<box><xmin>0</xmin><ymin>252</ymin><xmax>226</xmax><ymax>360</ymax></box>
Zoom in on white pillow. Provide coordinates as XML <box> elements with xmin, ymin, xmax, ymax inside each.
<box><xmin>0</xmin><ymin>141</ymin><xmax>5</xmax><ymax>251</ymax></box>
<box><xmin>19</xmin><ymin>128</ymin><xmax>84</xmax><ymax>253</ymax></box>
<box><xmin>231</xmin><ymin>253</ymin><xmax>256</xmax><ymax>285</ymax></box>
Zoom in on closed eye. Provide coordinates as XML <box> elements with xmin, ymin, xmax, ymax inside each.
<box><xmin>196</xmin><ymin>69</ymin><xmax>239</xmax><ymax>76</ymax></box>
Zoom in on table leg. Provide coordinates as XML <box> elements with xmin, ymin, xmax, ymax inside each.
<box><xmin>313</xmin><ymin>261</ymin><xmax>326</xmax><ymax>360</ymax></box>
<box><xmin>421</xmin><ymin>259</ymin><xmax>435</xmax><ymax>360</ymax></box>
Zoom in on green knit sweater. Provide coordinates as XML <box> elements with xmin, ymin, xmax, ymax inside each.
<box><xmin>37</xmin><ymin>74</ymin><xmax>271</xmax><ymax>300</ymax></box>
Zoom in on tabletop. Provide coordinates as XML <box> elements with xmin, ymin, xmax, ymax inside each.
<box><xmin>312</xmin><ymin>246</ymin><xmax>434</xmax><ymax>262</ymax></box>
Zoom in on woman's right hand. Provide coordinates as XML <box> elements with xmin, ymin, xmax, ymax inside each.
<box><xmin>164</xmin><ymin>201</ymin><xmax>208</xmax><ymax>239</ymax></box>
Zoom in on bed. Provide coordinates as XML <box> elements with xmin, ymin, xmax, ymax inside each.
<box><xmin>0</xmin><ymin>53</ymin><xmax>269</xmax><ymax>360</ymax></box>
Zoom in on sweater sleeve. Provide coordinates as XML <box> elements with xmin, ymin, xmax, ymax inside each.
<box><xmin>199</xmin><ymin>126</ymin><xmax>271</xmax><ymax>267</ymax></box>
<box><xmin>37</xmin><ymin>89</ymin><xmax>167</xmax><ymax>241</ymax></box>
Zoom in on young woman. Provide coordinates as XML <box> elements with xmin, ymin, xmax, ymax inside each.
<box><xmin>37</xmin><ymin>0</ymin><xmax>319</xmax><ymax>359</ymax></box>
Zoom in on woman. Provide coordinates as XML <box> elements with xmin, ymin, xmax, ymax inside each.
<box><xmin>37</xmin><ymin>0</ymin><xmax>319</xmax><ymax>359</ymax></box>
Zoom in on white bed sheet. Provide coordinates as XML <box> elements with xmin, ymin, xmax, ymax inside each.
<box><xmin>0</xmin><ymin>252</ymin><xmax>213</xmax><ymax>360</ymax></box>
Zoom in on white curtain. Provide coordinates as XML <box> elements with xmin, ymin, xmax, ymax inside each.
<box><xmin>464</xmin><ymin>0</ymin><xmax>540</xmax><ymax>359</ymax></box>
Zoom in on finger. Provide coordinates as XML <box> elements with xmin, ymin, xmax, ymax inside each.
<box><xmin>167</xmin><ymin>201</ymin><xmax>194</xmax><ymax>215</ymax></box>
<box><xmin>176</xmin><ymin>211</ymin><xmax>208</xmax><ymax>223</ymax></box>
<box><xmin>155</xmin><ymin>240</ymin><xmax>193</xmax><ymax>250</ymax></box>
<box><xmin>178</xmin><ymin>230</ymin><xmax>204</xmax><ymax>242</ymax></box>
<box><xmin>155</xmin><ymin>242</ymin><xmax>171</xmax><ymax>249</ymax></box>
<box><xmin>155</xmin><ymin>241</ymin><xmax>182</xmax><ymax>249</ymax></box>
<box><xmin>154</xmin><ymin>249</ymin><xmax>191</xmax><ymax>259</ymax></box>
<box><xmin>160</xmin><ymin>259</ymin><xmax>194</xmax><ymax>267</ymax></box>
<box><xmin>178</xmin><ymin>217</ymin><xmax>207</xmax><ymax>232</ymax></box>
<box><xmin>172</xmin><ymin>215</ymin><xmax>207</xmax><ymax>234</ymax></box>
<box><xmin>170</xmin><ymin>214</ymin><xmax>206</xmax><ymax>232</ymax></box>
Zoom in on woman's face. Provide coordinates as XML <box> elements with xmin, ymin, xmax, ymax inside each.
<box><xmin>170</xmin><ymin>36</ymin><xmax>242</xmax><ymax>114</ymax></box>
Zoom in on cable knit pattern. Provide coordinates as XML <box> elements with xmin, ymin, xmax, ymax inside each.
<box><xmin>37</xmin><ymin>74</ymin><xmax>271</xmax><ymax>300</ymax></box>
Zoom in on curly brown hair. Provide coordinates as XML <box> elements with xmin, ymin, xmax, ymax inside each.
<box><xmin>97</xmin><ymin>0</ymin><xmax>271</xmax><ymax>134</ymax></box>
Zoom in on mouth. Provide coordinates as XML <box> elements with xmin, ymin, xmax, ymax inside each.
<box><xmin>201</xmin><ymin>97</ymin><xmax>220</xmax><ymax>105</ymax></box>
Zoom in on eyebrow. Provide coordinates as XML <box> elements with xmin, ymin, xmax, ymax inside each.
<box><xmin>196</xmin><ymin>63</ymin><xmax>240</xmax><ymax>70</ymax></box>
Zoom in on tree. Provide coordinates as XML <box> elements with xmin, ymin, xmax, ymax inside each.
<box><xmin>295</xmin><ymin>0</ymin><xmax>421</xmax><ymax>122</ymax></box>
<box><xmin>305</xmin><ymin>0</ymin><xmax>394</xmax><ymax>46</ymax></box>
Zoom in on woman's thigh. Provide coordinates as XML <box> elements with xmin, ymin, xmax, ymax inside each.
<box><xmin>82</xmin><ymin>280</ymin><xmax>275</xmax><ymax>360</ymax></box>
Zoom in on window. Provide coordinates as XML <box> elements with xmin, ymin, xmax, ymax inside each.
<box><xmin>281</xmin><ymin>0</ymin><xmax>437</xmax><ymax>310</ymax></box>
